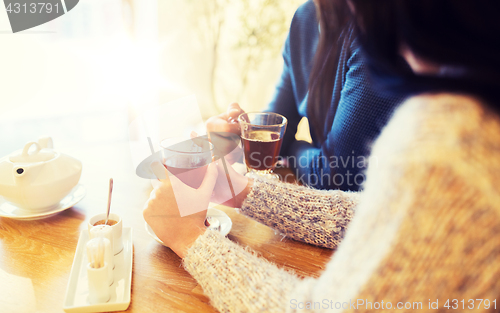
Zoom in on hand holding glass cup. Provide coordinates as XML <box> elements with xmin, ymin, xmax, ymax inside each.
<box><xmin>160</xmin><ymin>137</ymin><xmax>214</xmax><ymax>189</ymax></box>
<box><xmin>238</xmin><ymin>112</ymin><xmax>287</xmax><ymax>179</ymax></box>
<box><xmin>157</xmin><ymin>136</ymin><xmax>228</xmax><ymax>228</ymax></box>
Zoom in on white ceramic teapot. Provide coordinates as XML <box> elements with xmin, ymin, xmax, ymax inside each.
<box><xmin>0</xmin><ymin>137</ymin><xmax>82</xmax><ymax>211</ymax></box>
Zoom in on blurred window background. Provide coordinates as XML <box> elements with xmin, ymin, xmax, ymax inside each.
<box><xmin>0</xmin><ymin>0</ymin><xmax>304</xmax><ymax>161</ymax></box>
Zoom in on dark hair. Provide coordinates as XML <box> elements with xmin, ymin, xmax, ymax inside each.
<box><xmin>307</xmin><ymin>0</ymin><xmax>352</xmax><ymax>143</ymax></box>
<box><xmin>350</xmin><ymin>0</ymin><xmax>500</xmax><ymax>108</ymax></box>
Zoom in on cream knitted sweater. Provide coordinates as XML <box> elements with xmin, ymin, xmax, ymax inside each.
<box><xmin>184</xmin><ymin>94</ymin><xmax>500</xmax><ymax>312</ymax></box>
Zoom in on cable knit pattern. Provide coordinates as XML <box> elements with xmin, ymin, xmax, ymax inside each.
<box><xmin>183</xmin><ymin>94</ymin><xmax>500</xmax><ymax>313</ymax></box>
<box><xmin>240</xmin><ymin>180</ymin><xmax>359</xmax><ymax>249</ymax></box>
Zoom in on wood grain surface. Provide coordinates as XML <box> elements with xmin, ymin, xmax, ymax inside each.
<box><xmin>0</xmin><ymin>143</ymin><xmax>334</xmax><ymax>313</ymax></box>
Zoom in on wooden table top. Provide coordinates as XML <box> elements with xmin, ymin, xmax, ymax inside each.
<box><xmin>0</xmin><ymin>143</ymin><xmax>334</xmax><ymax>313</ymax></box>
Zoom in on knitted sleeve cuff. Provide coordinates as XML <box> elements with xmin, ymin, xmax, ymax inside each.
<box><xmin>240</xmin><ymin>178</ymin><xmax>359</xmax><ymax>248</ymax></box>
<box><xmin>183</xmin><ymin>230</ymin><xmax>300</xmax><ymax>313</ymax></box>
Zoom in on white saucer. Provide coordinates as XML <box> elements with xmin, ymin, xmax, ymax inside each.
<box><xmin>145</xmin><ymin>207</ymin><xmax>232</xmax><ymax>247</ymax></box>
<box><xmin>0</xmin><ymin>184</ymin><xmax>86</xmax><ymax>221</ymax></box>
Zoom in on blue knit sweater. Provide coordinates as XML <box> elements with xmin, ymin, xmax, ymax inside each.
<box><xmin>267</xmin><ymin>1</ymin><xmax>405</xmax><ymax>191</ymax></box>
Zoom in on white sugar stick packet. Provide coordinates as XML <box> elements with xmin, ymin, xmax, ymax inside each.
<box><xmin>85</xmin><ymin>237</ymin><xmax>111</xmax><ymax>304</ymax></box>
<box><xmin>89</xmin><ymin>225</ymin><xmax>114</xmax><ymax>269</ymax></box>
<box><xmin>86</xmin><ymin>236</ymin><xmax>113</xmax><ymax>286</ymax></box>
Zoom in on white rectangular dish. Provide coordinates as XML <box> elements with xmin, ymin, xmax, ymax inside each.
<box><xmin>63</xmin><ymin>228</ymin><xmax>133</xmax><ymax>313</ymax></box>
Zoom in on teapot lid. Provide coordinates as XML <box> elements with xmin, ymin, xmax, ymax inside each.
<box><xmin>9</xmin><ymin>142</ymin><xmax>57</xmax><ymax>163</ymax></box>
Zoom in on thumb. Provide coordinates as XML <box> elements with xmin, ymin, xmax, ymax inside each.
<box><xmin>228</xmin><ymin>103</ymin><xmax>243</xmax><ymax>119</ymax></box>
<box><xmin>198</xmin><ymin>162</ymin><xmax>218</xmax><ymax>192</ymax></box>
<box><xmin>151</xmin><ymin>161</ymin><xmax>168</xmax><ymax>181</ymax></box>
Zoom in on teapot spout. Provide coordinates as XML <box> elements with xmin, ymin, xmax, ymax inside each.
<box><xmin>13</xmin><ymin>166</ymin><xmax>27</xmax><ymax>177</ymax></box>
<box><xmin>13</xmin><ymin>162</ymin><xmax>45</xmax><ymax>187</ymax></box>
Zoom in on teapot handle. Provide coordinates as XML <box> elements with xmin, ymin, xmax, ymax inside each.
<box><xmin>22</xmin><ymin>142</ymin><xmax>41</xmax><ymax>156</ymax></box>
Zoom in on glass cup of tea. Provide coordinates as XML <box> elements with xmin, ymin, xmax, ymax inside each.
<box><xmin>160</xmin><ymin>137</ymin><xmax>214</xmax><ymax>189</ymax></box>
<box><xmin>238</xmin><ymin>112</ymin><xmax>287</xmax><ymax>179</ymax></box>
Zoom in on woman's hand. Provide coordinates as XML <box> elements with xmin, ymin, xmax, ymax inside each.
<box><xmin>206</xmin><ymin>103</ymin><xmax>244</xmax><ymax>165</ymax></box>
<box><xmin>143</xmin><ymin>162</ymin><xmax>218</xmax><ymax>258</ymax></box>
<box><xmin>206</xmin><ymin>102</ymin><xmax>244</xmax><ymax>135</ymax></box>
